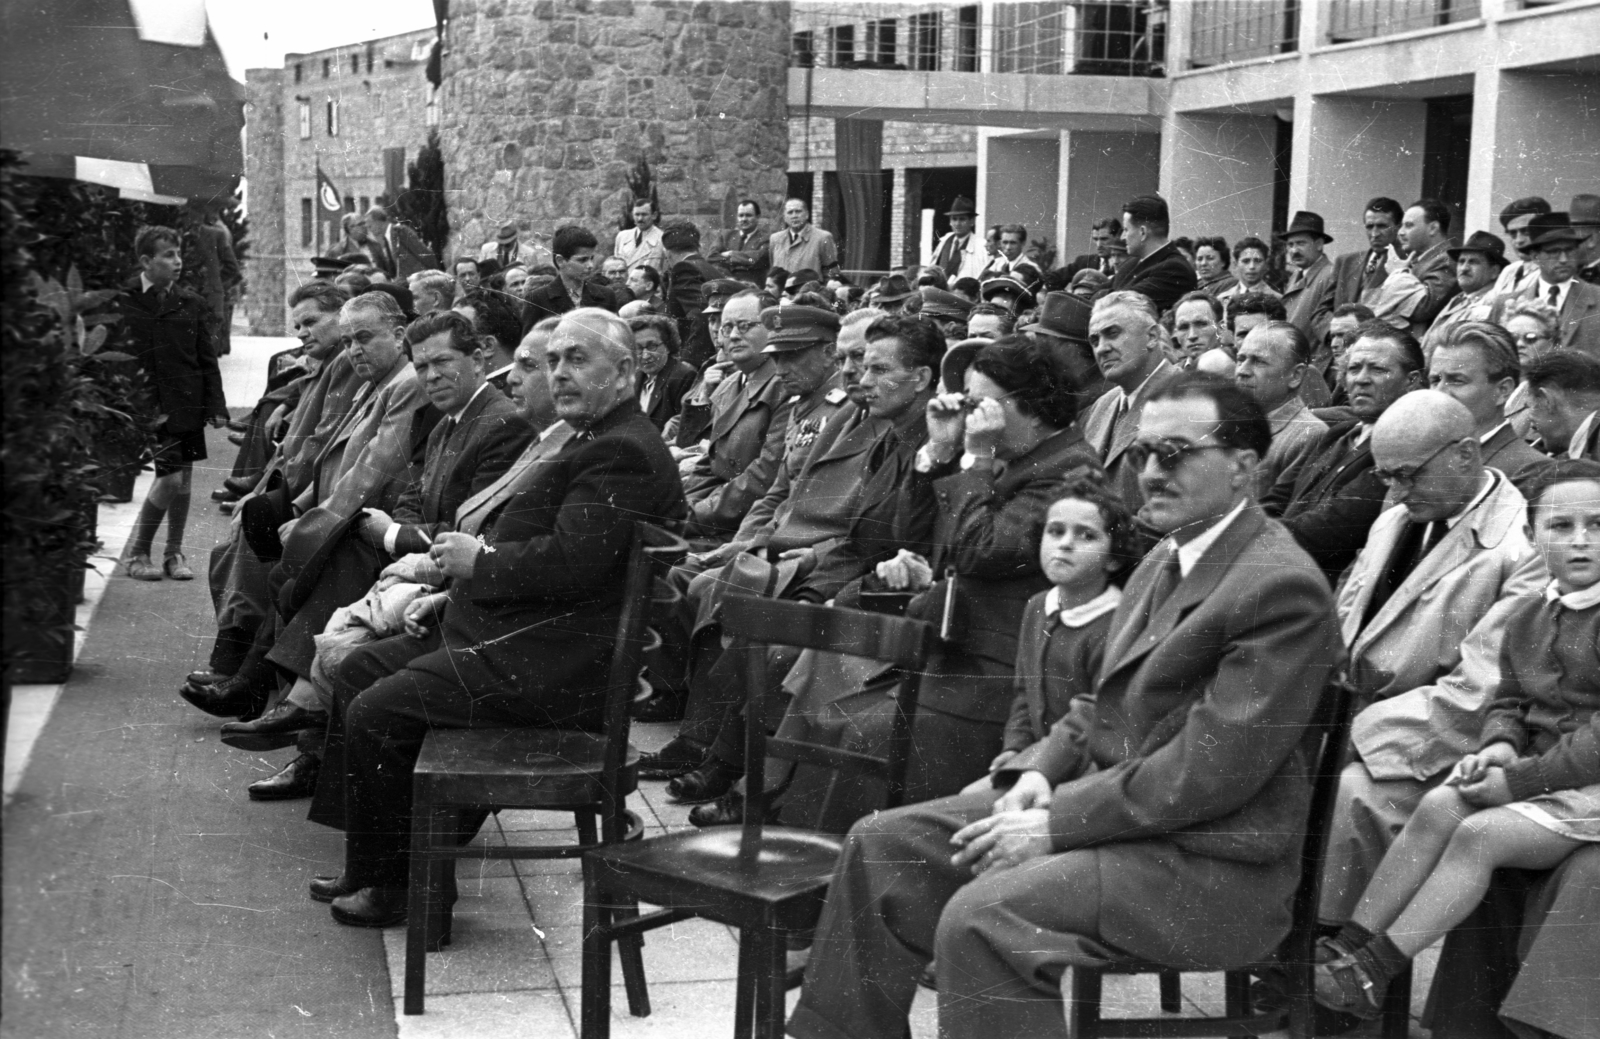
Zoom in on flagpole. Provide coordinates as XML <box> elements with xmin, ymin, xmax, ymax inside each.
<box><xmin>315</xmin><ymin>156</ymin><xmax>323</xmax><ymax>259</ymax></box>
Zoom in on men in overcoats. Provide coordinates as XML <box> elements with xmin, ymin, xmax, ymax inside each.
<box><xmin>1331</xmin><ymin>198</ymin><xmax>1404</xmax><ymax>308</ymax></box>
<box><xmin>1315</xmin><ymin>391</ymin><xmax>1544</xmax><ymax>926</ymax></box>
<box><xmin>1491</xmin><ymin>211</ymin><xmax>1600</xmax><ymax>359</ymax></box>
<box><xmin>660</xmin><ymin>222</ymin><xmax>723</xmax><ymax>370</ymax></box>
<box><xmin>1279</xmin><ymin>211</ymin><xmax>1338</xmax><ymax>349</ymax></box>
<box><xmin>679</xmin><ymin>292</ymin><xmax>793</xmax><ymax>538</ymax></box>
<box><xmin>308</xmin><ymin>309</ymin><xmax>687</xmax><ymax>923</ymax></box>
<box><xmin>710</xmin><ymin>200</ymin><xmax>769</xmax><ymax>283</ymax></box>
<box><xmin>1079</xmin><ymin>291</ymin><xmax>1180</xmax><ymax>509</ymax></box>
<box><xmin>1398</xmin><ymin>200</ymin><xmax>1460</xmax><ymax>333</ymax></box>
<box><xmin>789</xmin><ymin>374</ymin><xmax>1342</xmax><ymax>1039</ymax></box>
<box><xmin>364</xmin><ymin>206</ymin><xmax>437</xmax><ymax>281</ymax></box>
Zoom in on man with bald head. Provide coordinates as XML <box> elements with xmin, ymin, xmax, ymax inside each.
<box><xmin>307</xmin><ymin>308</ymin><xmax>687</xmax><ymax>928</ymax></box>
<box><xmin>1316</xmin><ymin>389</ymin><xmax>1545</xmax><ymax>942</ymax></box>
<box><xmin>1234</xmin><ymin>320</ymin><xmax>1329</xmax><ymax>497</ymax></box>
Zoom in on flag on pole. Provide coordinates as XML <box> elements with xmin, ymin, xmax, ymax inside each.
<box><xmin>316</xmin><ymin>163</ymin><xmax>343</xmax><ymax>214</ymax></box>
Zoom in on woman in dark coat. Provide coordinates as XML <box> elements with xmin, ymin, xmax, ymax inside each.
<box><xmin>776</xmin><ymin>336</ymin><xmax>1104</xmax><ymax>831</ymax></box>
<box><xmin>630</xmin><ymin>313</ymin><xmax>697</xmax><ymax>433</ymax></box>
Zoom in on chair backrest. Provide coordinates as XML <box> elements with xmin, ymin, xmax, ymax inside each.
<box><xmin>720</xmin><ymin>595</ymin><xmax>937</xmax><ymax>861</ymax></box>
<box><xmin>596</xmin><ymin>521</ymin><xmax>688</xmax><ymax>843</ymax></box>
<box><xmin>1279</xmin><ymin>668</ymin><xmax>1361</xmax><ymax>996</ymax></box>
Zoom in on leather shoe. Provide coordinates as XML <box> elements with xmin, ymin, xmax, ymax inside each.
<box><xmin>226</xmin><ymin>418</ymin><xmax>250</xmax><ymax>432</ymax></box>
<box><xmin>309</xmin><ymin>872</ymin><xmax>359</xmax><ymax>903</ymax></box>
<box><xmin>181</xmin><ymin>671</ymin><xmax>264</xmax><ymax>718</ymax></box>
<box><xmin>330</xmin><ymin>886</ymin><xmax>408</xmax><ymax>928</ymax></box>
<box><xmin>668</xmin><ymin>757</ymin><xmax>743</xmax><ymax>804</ymax></box>
<box><xmin>637</xmin><ymin>737</ymin><xmax>708</xmax><ymax>780</ymax></box>
<box><xmin>223</xmin><ymin>475</ymin><xmax>258</xmax><ymax>496</ymax></box>
<box><xmin>184</xmin><ymin>670</ymin><xmax>230</xmax><ymax>689</ymax></box>
<box><xmin>218</xmin><ymin>500</ymin><xmax>235</xmax><ymax>515</ymax></box>
<box><xmin>210</xmin><ymin>487</ymin><xmax>239</xmax><ymax>503</ymax></box>
<box><xmin>228</xmin><ymin>432</ymin><xmax>246</xmax><ymax>446</ymax></box>
<box><xmin>221</xmin><ymin>703</ymin><xmax>326</xmax><ymax>751</ymax></box>
<box><xmin>247</xmin><ymin>752</ymin><xmax>320</xmax><ymax>801</ymax></box>
<box><xmin>687</xmin><ymin>788</ymin><xmax>780</xmax><ymax>828</ymax></box>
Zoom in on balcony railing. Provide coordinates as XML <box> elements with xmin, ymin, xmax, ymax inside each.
<box><xmin>1325</xmin><ymin>0</ymin><xmax>1481</xmax><ymax>43</ymax></box>
<box><xmin>1188</xmin><ymin>0</ymin><xmax>1299</xmax><ymax>66</ymax></box>
<box><xmin>791</xmin><ymin>2</ymin><xmax>1166</xmax><ymax>77</ymax></box>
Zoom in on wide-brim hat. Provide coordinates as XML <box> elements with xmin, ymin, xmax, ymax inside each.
<box><xmin>940</xmin><ymin>339</ymin><xmax>989</xmax><ymax>393</ymax></box>
<box><xmin>873</xmin><ymin>274</ymin><xmax>916</xmax><ymax>304</ymax></box>
<box><xmin>1570</xmin><ymin>194</ymin><xmax>1600</xmax><ymax>230</ymax></box>
<box><xmin>761</xmin><ymin>304</ymin><xmax>840</xmax><ymax>352</ymax></box>
<box><xmin>920</xmin><ymin>286</ymin><xmax>973</xmax><ymax>320</ymax></box>
<box><xmin>979</xmin><ymin>275</ymin><xmax>1035</xmax><ymax>310</ymax></box>
<box><xmin>311</xmin><ymin>254</ymin><xmax>353</xmax><ymax>275</ymax></box>
<box><xmin>944</xmin><ymin>195</ymin><xmax>977</xmax><ymax>218</ymax></box>
<box><xmin>1276</xmin><ymin>211</ymin><xmax>1334</xmax><ymax>244</ymax></box>
<box><xmin>496</xmin><ymin>222</ymin><xmax>519</xmax><ymax>244</ymax></box>
<box><xmin>1447</xmin><ymin>230</ymin><xmax>1509</xmax><ymax>268</ymax></box>
<box><xmin>1024</xmin><ymin>291</ymin><xmax>1093</xmax><ymax>343</ymax></box>
<box><xmin>1528</xmin><ymin>211</ymin><xmax>1585</xmax><ymax>249</ymax></box>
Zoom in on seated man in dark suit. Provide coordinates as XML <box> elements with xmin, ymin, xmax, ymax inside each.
<box><xmin>789</xmin><ymin>375</ymin><xmax>1343</xmax><ymax>1039</ymax></box>
<box><xmin>219</xmin><ymin>312</ymin><xmax>532</xmax><ymax>799</ymax></box>
<box><xmin>660</xmin><ymin>221</ymin><xmax>723</xmax><ymax>367</ymax></box>
<box><xmin>1263</xmin><ymin>320</ymin><xmax>1426</xmax><ymax>584</ymax></box>
<box><xmin>306</xmin><ymin>308</ymin><xmax>687</xmax><ymax>927</ymax></box>
<box><xmin>1426</xmin><ymin>321</ymin><xmax>1548</xmax><ymax>485</ymax></box>
<box><xmin>520</xmin><ymin>225</ymin><xmax>617</xmax><ymax>332</ymax></box>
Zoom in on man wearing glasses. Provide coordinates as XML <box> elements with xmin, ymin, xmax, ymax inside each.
<box><xmin>789</xmin><ymin>374</ymin><xmax>1342</xmax><ymax>1039</ymax></box>
<box><xmin>1313</xmin><ymin>390</ymin><xmax>1544</xmax><ymax>971</ymax></box>
<box><xmin>1492</xmin><ymin>211</ymin><xmax>1600</xmax><ymax>359</ymax></box>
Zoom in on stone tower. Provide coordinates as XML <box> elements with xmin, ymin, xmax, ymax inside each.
<box><xmin>441</xmin><ymin>0</ymin><xmax>791</xmax><ymax>254</ymax></box>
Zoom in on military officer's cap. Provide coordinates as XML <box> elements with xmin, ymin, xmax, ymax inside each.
<box><xmin>760</xmin><ymin>305</ymin><xmax>840</xmax><ymax>353</ymax></box>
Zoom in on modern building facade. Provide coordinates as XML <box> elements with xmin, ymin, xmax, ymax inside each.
<box><xmin>789</xmin><ymin>0</ymin><xmax>1599</xmax><ymax>272</ymax></box>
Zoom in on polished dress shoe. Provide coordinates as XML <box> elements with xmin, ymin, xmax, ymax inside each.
<box><xmin>218</xmin><ymin>500</ymin><xmax>235</xmax><ymax>515</ymax></box>
<box><xmin>223</xmin><ymin>475</ymin><xmax>258</xmax><ymax>496</ymax></box>
<box><xmin>228</xmin><ymin>431</ymin><xmax>246</xmax><ymax>446</ymax></box>
<box><xmin>247</xmin><ymin>752</ymin><xmax>320</xmax><ymax>801</ymax></box>
<box><xmin>210</xmin><ymin>487</ymin><xmax>239</xmax><ymax>503</ymax></box>
<box><xmin>181</xmin><ymin>671</ymin><xmax>264</xmax><ymax>718</ymax></box>
<box><xmin>687</xmin><ymin>788</ymin><xmax>780</xmax><ymax>828</ymax></box>
<box><xmin>183</xmin><ymin>670</ymin><xmax>230</xmax><ymax>689</ymax></box>
<box><xmin>226</xmin><ymin>418</ymin><xmax>249</xmax><ymax>432</ymax></box>
<box><xmin>309</xmin><ymin>872</ymin><xmax>360</xmax><ymax>904</ymax></box>
<box><xmin>330</xmin><ymin>886</ymin><xmax>408</xmax><ymax>928</ymax></box>
<box><xmin>667</xmin><ymin>757</ymin><xmax>743</xmax><ymax>804</ymax></box>
<box><xmin>220</xmin><ymin>703</ymin><xmax>326</xmax><ymax>751</ymax></box>
<box><xmin>636</xmin><ymin>737</ymin><xmax>708</xmax><ymax>780</ymax></box>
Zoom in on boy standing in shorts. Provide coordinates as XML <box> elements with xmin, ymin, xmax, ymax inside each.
<box><xmin>120</xmin><ymin>225</ymin><xmax>228</xmax><ymax>580</ymax></box>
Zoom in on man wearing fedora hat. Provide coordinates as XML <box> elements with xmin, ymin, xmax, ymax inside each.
<box><xmin>1492</xmin><ymin>211</ymin><xmax>1600</xmax><ymax>359</ymax></box>
<box><xmin>1572</xmin><ymin>193</ymin><xmax>1600</xmax><ymax>286</ymax></box>
<box><xmin>1420</xmin><ymin>231</ymin><xmax>1509</xmax><ymax>358</ymax></box>
<box><xmin>927</xmin><ymin>197</ymin><xmax>987</xmax><ymax>281</ymax></box>
<box><xmin>872</xmin><ymin>274</ymin><xmax>919</xmax><ymax>315</ymax></box>
<box><xmin>1023</xmin><ymin>291</ymin><xmax>1111</xmax><ymax>413</ymax></box>
<box><xmin>1279</xmin><ymin>210</ymin><xmax>1338</xmax><ymax>349</ymax></box>
<box><xmin>478</xmin><ymin>221</ymin><xmax>549</xmax><ymax>271</ymax></box>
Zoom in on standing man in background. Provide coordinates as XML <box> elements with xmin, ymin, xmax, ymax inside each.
<box><xmin>712</xmin><ymin>200</ymin><xmax>770</xmax><ymax>284</ymax></box>
<box><xmin>613</xmin><ymin>197</ymin><xmax>665</xmax><ymax>273</ymax></box>
<box><xmin>771</xmin><ymin>198</ymin><xmax>841</xmax><ymax>283</ymax></box>
<box><xmin>927</xmin><ymin>196</ymin><xmax>986</xmax><ymax>281</ymax></box>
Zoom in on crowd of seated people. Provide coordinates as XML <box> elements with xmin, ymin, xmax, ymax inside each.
<box><xmin>173</xmin><ymin>186</ymin><xmax>1599</xmax><ymax>1039</ymax></box>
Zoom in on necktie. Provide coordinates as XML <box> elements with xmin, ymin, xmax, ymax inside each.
<box><xmin>635</xmin><ymin>229</ymin><xmax>643</xmax><ymax>248</ymax></box>
<box><xmin>939</xmin><ymin>235</ymin><xmax>961</xmax><ymax>276</ymax></box>
<box><xmin>1365</xmin><ymin>250</ymin><xmax>1380</xmax><ymax>275</ymax></box>
<box><xmin>1138</xmin><ymin>548</ymin><xmax>1182</xmax><ymax>632</ymax></box>
<box><xmin>1363</xmin><ymin>520</ymin><xmax>1445</xmax><ymax>626</ymax></box>
<box><xmin>1549</xmin><ymin>284</ymin><xmax>1561</xmax><ymax>309</ymax></box>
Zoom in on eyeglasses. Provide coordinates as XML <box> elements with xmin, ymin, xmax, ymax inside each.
<box><xmin>719</xmin><ymin>320</ymin><xmax>759</xmax><ymax>336</ymax></box>
<box><xmin>1513</xmin><ymin>332</ymin><xmax>1550</xmax><ymax>345</ymax></box>
<box><xmin>1126</xmin><ymin>435</ymin><xmax>1229</xmax><ymax>473</ymax></box>
<box><xmin>1371</xmin><ymin>440</ymin><xmax>1457</xmax><ymax>487</ymax></box>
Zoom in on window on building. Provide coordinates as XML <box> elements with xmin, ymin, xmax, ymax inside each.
<box><xmin>366</xmin><ymin>44</ymin><xmax>375</xmax><ymax>72</ymax></box>
<box><xmin>322</xmin><ymin>57</ymin><xmax>330</xmax><ymax>78</ymax></box>
<box><xmin>326</xmin><ymin>100</ymin><xmax>339</xmax><ymax>136</ymax></box>
<box><xmin>867</xmin><ymin>19</ymin><xmax>897</xmax><ymax>64</ymax></box>
<box><xmin>829</xmin><ymin>25</ymin><xmax>855</xmax><ymax>66</ymax></box>
<box><xmin>298</xmin><ymin>101</ymin><xmax>312</xmax><ymax>139</ymax></box>
<box><xmin>344</xmin><ymin>195</ymin><xmax>355</xmax><ymax>215</ymax></box>
<box><xmin>359</xmin><ymin>195</ymin><xmax>370</xmax><ymax>215</ymax></box>
<box><xmin>956</xmin><ymin>7</ymin><xmax>979</xmax><ymax>71</ymax></box>
<box><xmin>425</xmin><ymin>92</ymin><xmax>439</xmax><ymax>127</ymax></box>
<box><xmin>910</xmin><ymin>13</ymin><xmax>940</xmax><ymax>70</ymax></box>
<box><xmin>301</xmin><ymin>198</ymin><xmax>314</xmax><ymax>247</ymax></box>
<box><xmin>294</xmin><ymin>62</ymin><xmax>304</xmax><ymax>84</ymax></box>
<box><xmin>350</xmin><ymin>53</ymin><xmax>359</xmax><ymax>74</ymax></box>
<box><xmin>792</xmin><ymin>30</ymin><xmax>815</xmax><ymax>67</ymax></box>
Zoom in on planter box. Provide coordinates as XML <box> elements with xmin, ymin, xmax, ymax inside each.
<box><xmin>4</xmin><ymin>571</ymin><xmax>75</xmax><ymax>684</ymax></box>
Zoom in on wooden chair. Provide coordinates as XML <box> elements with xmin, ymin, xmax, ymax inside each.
<box><xmin>579</xmin><ymin>596</ymin><xmax>938</xmax><ymax>1039</ymax></box>
<box><xmin>402</xmin><ymin>521</ymin><xmax>688</xmax><ymax>1016</ymax></box>
<box><xmin>1064</xmin><ymin>672</ymin><xmax>1360</xmax><ymax>1039</ymax></box>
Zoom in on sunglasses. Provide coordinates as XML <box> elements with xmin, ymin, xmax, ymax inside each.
<box><xmin>1371</xmin><ymin>439</ymin><xmax>1458</xmax><ymax>487</ymax></box>
<box><xmin>1126</xmin><ymin>436</ymin><xmax>1229</xmax><ymax>473</ymax></box>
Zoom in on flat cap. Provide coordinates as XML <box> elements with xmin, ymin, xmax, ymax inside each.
<box><xmin>761</xmin><ymin>305</ymin><xmax>840</xmax><ymax>352</ymax></box>
<box><xmin>920</xmin><ymin>286</ymin><xmax>974</xmax><ymax>320</ymax></box>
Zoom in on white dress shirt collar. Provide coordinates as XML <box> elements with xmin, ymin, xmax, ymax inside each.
<box><xmin>1545</xmin><ymin>578</ymin><xmax>1600</xmax><ymax>611</ymax></box>
<box><xmin>1169</xmin><ymin>497</ymin><xmax>1249</xmax><ymax>578</ymax></box>
<box><xmin>1043</xmin><ymin>585</ymin><xmax>1123</xmax><ymax>627</ymax></box>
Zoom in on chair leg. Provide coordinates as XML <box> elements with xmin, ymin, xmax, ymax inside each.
<box><xmin>580</xmin><ymin>864</ymin><xmax>614</xmax><ymax>1039</ymax></box>
<box><xmin>1381</xmin><ymin>964</ymin><xmax>1413</xmax><ymax>1039</ymax></box>
<box><xmin>1067</xmin><ymin>967</ymin><xmax>1103</xmax><ymax>1039</ymax></box>
<box><xmin>614</xmin><ymin>898</ymin><xmax>651</xmax><ymax>1017</ymax></box>
<box><xmin>756</xmin><ymin>927</ymin><xmax>788</xmax><ymax>1039</ymax></box>
<box><xmin>1158</xmin><ymin>970</ymin><xmax>1182</xmax><ymax>1013</ymax></box>
<box><xmin>574</xmin><ymin>809</ymin><xmax>598</xmax><ymax>847</ymax></box>
<box><xmin>404</xmin><ymin>802</ymin><xmax>445</xmax><ymax>1015</ymax></box>
<box><xmin>1224</xmin><ymin>970</ymin><xmax>1252</xmax><ymax>1017</ymax></box>
<box><xmin>733</xmin><ymin>933</ymin><xmax>757</xmax><ymax>1039</ymax></box>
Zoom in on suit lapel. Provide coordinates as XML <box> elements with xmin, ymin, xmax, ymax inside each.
<box><xmin>1358</xmin><ymin>517</ymin><xmax>1474</xmax><ymax>647</ymax></box>
<box><xmin>455</xmin><ymin>424</ymin><xmax>574</xmax><ymax>533</ymax></box>
<box><xmin>1340</xmin><ymin>508</ymin><xmax>1406</xmax><ymax>646</ymax></box>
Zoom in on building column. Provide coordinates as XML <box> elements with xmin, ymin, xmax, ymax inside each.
<box><xmin>1294</xmin><ymin>93</ymin><xmax>1426</xmax><ymax>248</ymax></box>
<box><xmin>1480</xmin><ymin>69</ymin><xmax>1600</xmax><ymax>224</ymax></box>
<box><xmin>1160</xmin><ymin>113</ymin><xmax>1277</xmax><ymax>244</ymax></box>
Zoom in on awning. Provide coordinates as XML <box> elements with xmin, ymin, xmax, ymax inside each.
<box><xmin>0</xmin><ymin>0</ymin><xmax>245</xmax><ymax>204</ymax></box>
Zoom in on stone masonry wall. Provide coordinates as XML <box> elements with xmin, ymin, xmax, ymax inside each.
<box><xmin>243</xmin><ymin>69</ymin><xmax>286</xmax><ymax>334</ymax></box>
<box><xmin>442</xmin><ymin>0</ymin><xmax>791</xmax><ymax>254</ymax></box>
